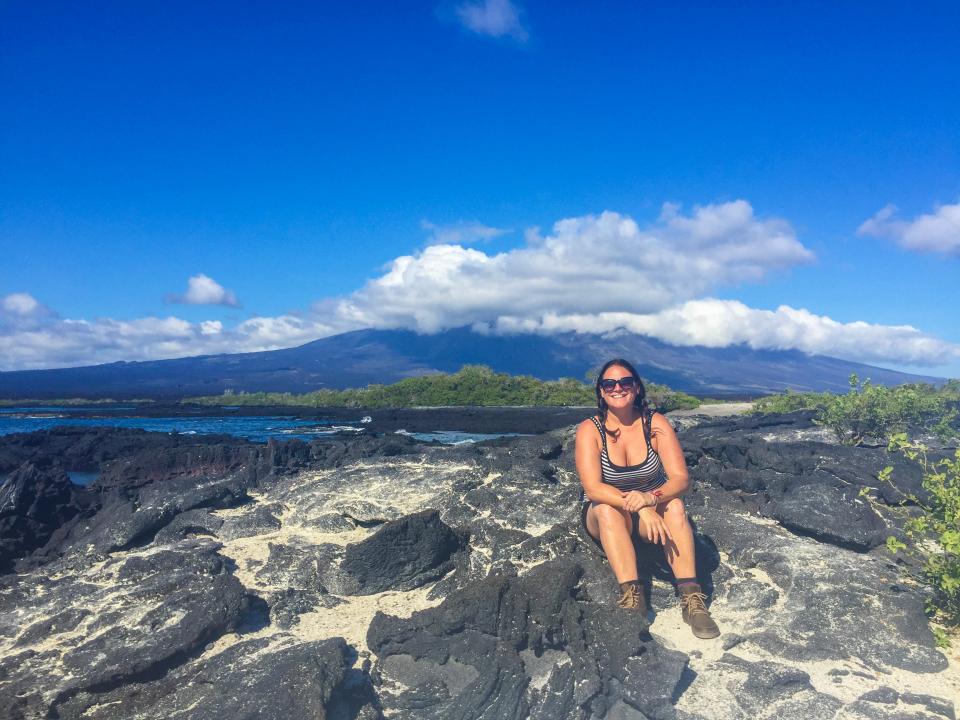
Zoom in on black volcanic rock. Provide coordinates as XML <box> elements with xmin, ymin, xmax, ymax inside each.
<box><xmin>0</xmin><ymin>425</ymin><xmax>246</xmax><ymax>476</ymax></box>
<box><xmin>0</xmin><ymin>428</ymin><xmax>424</xmax><ymax>574</ymax></box>
<box><xmin>765</xmin><ymin>481</ymin><xmax>890</xmax><ymax>551</ymax></box>
<box><xmin>340</xmin><ymin>510</ymin><xmax>464</xmax><ymax>594</ymax></box>
<box><xmin>367</xmin><ymin>558</ymin><xmax>688</xmax><ymax>719</ymax></box>
<box><xmin>0</xmin><ymin>414</ymin><xmax>957</xmax><ymax>719</ymax></box>
<box><xmin>153</xmin><ymin>508</ymin><xmax>224</xmax><ymax>543</ymax></box>
<box><xmin>0</xmin><ymin>462</ymin><xmax>92</xmax><ymax>573</ymax></box>
<box><xmin>52</xmin><ymin>637</ymin><xmax>350</xmax><ymax>720</ymax></box>
<box><xmin>0</xmin><ymin>539</ymin><xmax>248</xmax><ymax>719</ymax></box>
<box><xmin>681</xmin><ymin>412</ymin><xmax>928</xmax><ymax>551</ymax></box>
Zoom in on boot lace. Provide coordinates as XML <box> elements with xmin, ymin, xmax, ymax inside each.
<box><xmin>680</xmin><ymin>591</ymin><xmax>709</xmax><ymax>616</ymax></box>
<box><xmin>617</xmin><ymin>584</ymin><xmax>643</xmax><ymax>610</ymax></box>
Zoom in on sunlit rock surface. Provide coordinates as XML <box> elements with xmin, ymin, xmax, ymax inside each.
<box><xmin>0</xmin><ymin>414</ymin><xmax>957</xmax><ymax>719</ymax></box>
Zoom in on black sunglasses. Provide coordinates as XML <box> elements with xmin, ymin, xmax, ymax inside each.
<box><xmin>599</xmin><ymin>376</ymin><xmax>638</xmax><ymax>392</ymax></box>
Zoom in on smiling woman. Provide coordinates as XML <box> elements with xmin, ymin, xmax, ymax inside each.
<box><xmin>576</xmin><ymin>358</ymin><xmax>720</xmax><ymax>639</ymax></box>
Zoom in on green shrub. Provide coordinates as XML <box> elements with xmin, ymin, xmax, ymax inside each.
<box><xmin>647</xmin><ymin>383</ymin><xmax>701</xmax><ymax>412</ymax></box>
<box><xmin>821</xmin><ymin>375</ymin><xmax>957</xmax><ymax>446</ymax></box>
<box><xmin>754</xmin><ymin>375</ymin><xmax>958</xmax><ymax>446</ymax></box>
<box><xmin>751</xmin><ymin>388</ymin><xmax>831</xmax><ymax>415</ymax></box>
<box><xmin>185</xmin><ymin>365</ymin><xmax>701</xmax><ymax>411</ymax></box>
<box><xmin>866</xmin><ymin>434</ymin><xmax>960</xmax><ymax>636</ymax></box>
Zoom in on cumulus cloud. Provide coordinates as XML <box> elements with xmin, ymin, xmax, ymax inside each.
<box><xmin>2</xmin><ymin>293</ymin><xmax>40</xmax><ymax>316</ymax></box>
<box><xmin>334</xmin><ymin>201</ymin><xmax>815</xmax><ymax>332</ymax></box>
<box><xmin>858</xmin><ymin>201</ymin><xmax>960</xmax><ymax>255</ymax></box>
<box><xmin>3</xmin><ymin>201</ymin><xmax>958</xmax><ymax>372</ymax></box>
<box><xmin>0</xmin><ymin>301</ymin><xmax>343</xmax><ymax>371</ymax></box>
<box><xmin>455</xmin><ymin>0</ymin><xmax>528</xmax><ymax>41</ymax></box>
<box><xmin>482</xmin><ymin>299</ymin><xmax>960</xmax><ymax>368</ymax></box>
<box><xmin>421</xmin><ymin>220</ymin><xmax>511</xmax><ymax>245</ymax></box>
<box><xmin>167</xmin><ymin>273</ymin><xmax>240</xmax><ymax>306</ymax></box>
<box><xmin>0</xmin><ymin>292</ymin><xmax>57</xmax><ymax>334</ymax></box>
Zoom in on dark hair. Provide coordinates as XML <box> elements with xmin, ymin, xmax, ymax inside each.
<box><xmin>595</xmin><ymin>358</ymin><xmax>652</xmax><ymax>442</ymax></box>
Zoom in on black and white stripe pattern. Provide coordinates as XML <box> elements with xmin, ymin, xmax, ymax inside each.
<box><xmin>592</xmin><ymin>416</ymin><xmax>666</xmax><ymax>493</ymax></box>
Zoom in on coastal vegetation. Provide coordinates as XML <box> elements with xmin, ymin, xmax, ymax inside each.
<box><xmin>757</xmin><ymin>377</ymin><xmax>960</xmax><ymax>640</ymax></box>
<box><xmin>185</xmin><ymin>364</ymin><xmax>702</xmax><ymax>412</ymax></box>
<box><xmin>753</xmin><ymin>375</ymin><xmax>959</xmax><ymax>445</ymax></box>
<box><xmin>863</xmin><ymin>436</ymin><xmax>960</xmax><ymax>643</ymax></box>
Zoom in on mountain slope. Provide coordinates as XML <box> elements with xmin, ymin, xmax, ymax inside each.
<box><xmin>0</xmin><ymin>327</ymin><xmax>942</xmax><ymax>399</ymax></box>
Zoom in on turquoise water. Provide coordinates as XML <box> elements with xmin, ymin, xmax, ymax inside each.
<box><xmin>67</xmin><ymin>472</ymin><xmax>99</xmax><ymax>486</ymax></box>
<box><xmin>394</xmin><ymin>429</ymin><xmax>522</xmax><ymax>445</ymax></box>
<box><xmin>0</xmin><ymin>408</ymin><xmax>520</xmax><ymax>445</ymax></box>
<box><xmin>0</xmin><ymin>413</ymin><xmax>358</xmax><ymax>442</ymax></box>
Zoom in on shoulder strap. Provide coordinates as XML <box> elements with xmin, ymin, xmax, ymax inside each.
<box><xmin>642</xmin><ymin>408</ymin><xmax>654</xmax><ymax>448</ymax></box>
<box><xmin>591</xmin><ymin>416</ymin><xmax>608</xmax><ymax>453</ymax></box>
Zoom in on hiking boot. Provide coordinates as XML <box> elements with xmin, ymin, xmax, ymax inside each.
<box><xmin>679</xmin><ymin>586</ymin><xmax>720</xmax><ymax>639</ymax></box>
<box><xmin>617</xmin><ymin>582</ymin><xmax>647</xmax><ymax>615</ymax></box>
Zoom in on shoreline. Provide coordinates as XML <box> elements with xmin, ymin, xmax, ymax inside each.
<box><xmin>0</xmin><ymin>402</ymin><xmax>751</xmax><ymax>435</ymax></box>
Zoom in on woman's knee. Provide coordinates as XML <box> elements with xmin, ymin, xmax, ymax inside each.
<box><xmin>661</xmin><ymin>498</ymin><xmax>689</xmax><ymax>527</ymax></box>
<box><xmin>593</xmin><ymin>503</ymin><xmax>631</xmax><ymax>530</ymax></box>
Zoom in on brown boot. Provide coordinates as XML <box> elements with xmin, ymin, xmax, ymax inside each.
<box><xmin>617</xmin><ymin>581</ymin><xmax>648</xmax><ymax>615</ymax></box>
<box><xmin>679</xmin><ymin>585</ymin><xmax>720</xmax><ymax>639</ymax></box>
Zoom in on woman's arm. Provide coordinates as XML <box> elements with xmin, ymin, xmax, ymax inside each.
<box><xmin>575</xmin><ymin>420</ymin><xmax>629</xmax><ymax>508</ymax></box>
<box><xmin>649</xmin><ymin>412</ymin><xmax>690</xmax><ymax>503</ymax></box>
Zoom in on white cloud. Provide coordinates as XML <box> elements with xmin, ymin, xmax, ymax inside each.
<box><xmin>335</xmin><ymin>201</ymin><xmax>814</xmax><ymax>332</ymax></box>
<box><xmin>3</xmin><ymin>201</ymin><xmax>958</xmax><ymax>372</ymax></box>
<box><xmin>168</xmin><ymin>273</ymin><xmax>240</xmax><ymax>306</ymax></box>
<box><xmin>858</xmin><ymin>201</ymin><xmax>960</xmax><ymax>255</ymax></box>
<box><xmin>484</xmin><ymin>299</ymin><xmax>960</xmax><ymax>367</ymax></box>
<box><xmin>421</xmin><ymin>219</ymin><xmax>510</xmax><ymax>245</ymax></box>
<box><xmin>0</xmin><ymin>293</ymin><xmax>56</xmax><ymax>334</ymax></box>
<box><xmin>2</xmin><ymin>293</ymin><xmax>39</xmax><ymax>316</ymax></box>
<box><xmin>0</xmin><ymin>309</ymin><xmax>342</xmax><ymax>371</ymax></box>
<box><xmin>455</xmin><ymin>0</ymin><xmax>528</xmax><ymax>41</ymax></box>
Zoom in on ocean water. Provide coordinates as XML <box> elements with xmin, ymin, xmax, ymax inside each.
<box><xmin>0</xmin><ymin>408</ymin><xmax>519</xmax><ymax>445</ymax></box>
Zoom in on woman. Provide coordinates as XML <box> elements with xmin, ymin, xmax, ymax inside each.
<box><xmin>575</xmin><ymin>358</ymin><xmax>720</xmax><ymax>639</ymax></box>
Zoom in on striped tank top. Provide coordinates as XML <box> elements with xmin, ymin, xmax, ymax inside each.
<box><xmin>591</xmin><ymin>416</ymin><xmax>666</xmax><ymax>493</ymax></box>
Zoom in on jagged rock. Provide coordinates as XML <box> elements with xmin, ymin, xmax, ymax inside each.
<box><xmin>253</xmin><ymin>541</ymin><xmax>341</xmax><ymax>627</ymax></box>
<box><xmin>340</xmin><ymin>510</ymin><xmax>464</xmax><ymax>594</ymax></box>
<box><xmin>764</xmin><ymin>481</ymin><xmax>890</xmax><ymax>551</ymax></box>
<box><xmin>714</xmin><ymin>654</ymin><xmax>843</xmax><ymax>718</ymax></box>
<box><xmin>0</xmin><ymin>426</ymin><xmax>244</xmax><ymax>476</ymax></box>
<box><xmin>0</xmin><ymin>428</ymin><xmax>424</xmax><ymax>574</ymax></box>
<box><xmin>153</xmin><ymin>508</ymin><xmax>224</xmax><ymax>543</ymax></box>
<box><xmin>219</xmin><ymin>502</ymin><xmax>283</xmax><ymax>539</ymax></box>
<box><xmin>0</xmin><ymin>539</ymin><xmax>247</xmax><ymax>717</ymax></box>
<box><xmin>0</xmin><ymin>462</ymin><xmax>92</xmax><ymax>572</ymax></box>
<box><xmin>60</xmin><ymin>471</ymin><xmax>253</xmax><ymax>559</ymax></box>
<box><xmin>694</xmin><ymin>484</ymin><xmax>947</xmax><ymax>674</ymax></box>
<box><xmin>53</xmin><ymin>636</ymin><xmax>351</xmax><ymax>720</ymax></box>
<box><xmin>681</xmin><ymin>414</ymin><xmax>929</xmax><ymax>551</ymax></box>
<box><xmin>1</xmin><ymin>414</ymin><xmax>957</xmax><ymax>719</ymax></box>
<box><xmin>368</xmin><ymin>558</ymin><xmax>688</xmax><ymax>719</ymax></box>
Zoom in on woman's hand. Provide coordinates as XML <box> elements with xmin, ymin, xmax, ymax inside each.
<box><xmin>638</xmin><ymin>507</ymin><xmax>673</xmax><ymax>545</ymax></box>
<box><xmin>622</xmin><ymin>490</ymin><xmax>656</xmax><ymax>512</ymax></box>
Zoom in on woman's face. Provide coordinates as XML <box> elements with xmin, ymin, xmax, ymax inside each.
<box><xmin>600</xmin><ymin>365</ymin><xmax>637</xmax><ymax>410</ymax></box>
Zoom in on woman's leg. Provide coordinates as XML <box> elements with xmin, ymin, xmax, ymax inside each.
<box><xmin>635</xmin><ymin>497</ymin><xmax>719</xmax><ymax>637</ymax></box>
<box><xmin>585</xmin><ymin>503</ymin><xmax>638</xmax><ymax>583</ymax></box>
<box><xmin>656</xmin><ymin>497</ymin><xmax>697</xmax><ymax>578</ymax></box>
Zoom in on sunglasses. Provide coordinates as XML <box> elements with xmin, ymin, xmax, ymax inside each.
<box><xmin>599</xmin><ymin>376</ymin><xmax>638</xmax><ymax>392</ymax></box>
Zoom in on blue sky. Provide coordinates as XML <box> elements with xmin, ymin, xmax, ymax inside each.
<box><xmin>1</xmin><ymin>0</ymin><xmax>959</xmax><ymax>377</ymax></box>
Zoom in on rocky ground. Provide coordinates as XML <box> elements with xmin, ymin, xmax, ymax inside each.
<box><xmin>0</xmin><ymin>411</ymin><xmax>957</xmax><ymax>719</ymax></box>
